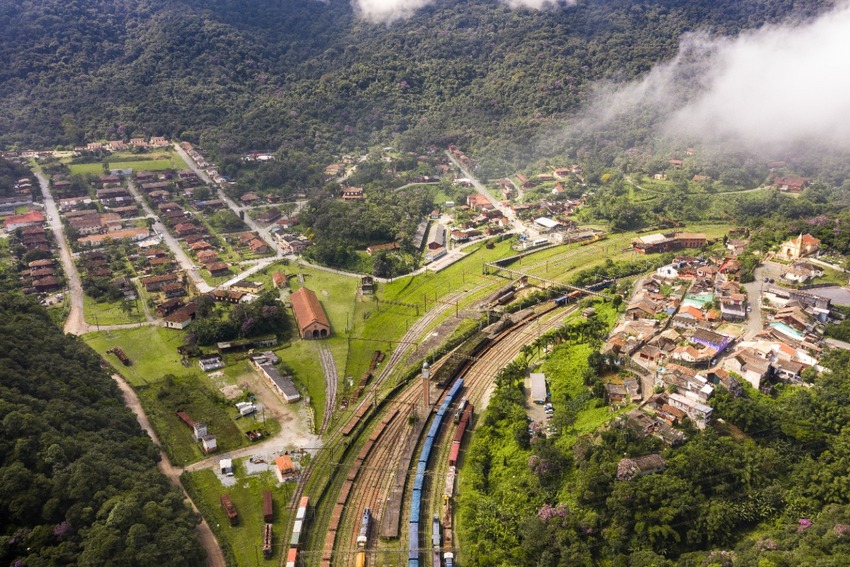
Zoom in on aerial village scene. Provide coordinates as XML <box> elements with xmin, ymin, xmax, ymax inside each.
<box><xmin>3</xmin><ymin>135</ymin><xmax>850</xmax><ymax>567</ymax></box>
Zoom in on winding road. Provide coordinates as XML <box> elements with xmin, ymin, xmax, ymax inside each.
<box><xmin>110</xmin><ymin>374</ymin><xmax>227</xmax><ymax>567</ymax></box>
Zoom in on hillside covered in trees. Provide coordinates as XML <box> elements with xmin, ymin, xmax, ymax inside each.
<box><xmin>0</xmin><ymin>295</ymin><xmax>204</xmax><ymax>566</ymax></box>
<box><xmin>0</xmin><ymin>0</ymin><xmax>829</xmax><ymax>177</ymax></box>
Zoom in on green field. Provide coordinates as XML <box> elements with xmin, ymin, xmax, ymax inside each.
<box><xmin>84</xmin><ymin>325</ymin><xmax>197</xmax><ymax>385</ymax></box>
<box><xmin>67</xmin><ymin>150</ymin><xmax>188</xmax><ymax>175</ymax></box>
<box><xmin>137</xmin><ymin>373</ymin><xmax>247</xmax><ymax>465</ymax></box>
<box><xmin>82</xmin><ymin>294</ymin><xmax>143</xmax><ymax>326</ymax></box>
<box><xmin>183</xmin><ymin>466</ymin><xmax>296</xmax><ymax>566</ymax></box>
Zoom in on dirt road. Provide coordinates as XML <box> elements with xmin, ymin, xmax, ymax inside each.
<box><xmin>110</xmin><ymin>374</ymin><xmax>227</xmax><ymax>567</ymax></box>
<box><xmin>186</xmin><ymin>369</ymin><xmax>322</xmax><ymax>473</ymax></box>
<box><xmin>35</xmin><ymin>172</ymin><xmax>89</xmax><ymax>335</ymax></box>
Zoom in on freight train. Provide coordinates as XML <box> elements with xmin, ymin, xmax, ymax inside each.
<box><xmin>284</xmin><ymin>496</ymin><xmax>309</xmax><ymax>567</ymax></box>
<box><xmin>408</xmin><ymin>379</ymin><xmax>465</xmax><ymax>567</ymax></box>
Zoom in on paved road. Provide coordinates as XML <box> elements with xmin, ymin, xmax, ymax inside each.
<box><xmin>35</xmin><ymin>172</ymin><xmax>89</xmax><ymax>335</ymax></box>
<box><xmin>110</xmin><ymin>374</ymin><xmax>227</xmax><ymax>567</ymax></box>
<box><xmin>125</xmin><ymin>178</ymin><xmax>211</xmax><ymax>293</ymax></box>
<box><xmin>173</xmin><ymin>143</ymin><xmax>283</xmax><ymax>261</ymax></box>
<box><xmin>742</xmin><ymin>265</ymin><xmax>766</xmax><ymax>339</ymax></box>
<box><xmin>444</xmin><ymin>150</ymin><xmax>535</xmax><ymax>238</ymax></box>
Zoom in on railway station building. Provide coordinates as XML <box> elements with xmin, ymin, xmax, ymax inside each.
<box><xmin>290</xmin><ymin>287</ymin><xmax>331</xmax><ymax>339</ymax></box>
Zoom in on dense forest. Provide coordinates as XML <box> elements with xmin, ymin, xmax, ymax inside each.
<box><xmin>459</xmin><ymin>305</ymin><xmax>850</xmax><ymax>566</ymax></box>
<box><xmin>0</xmin><ymin>0</ymin><xmax>830</xmax><ymax>179</ymax></box>
<box><xmin>0</xmin><ymin>295</ymin><xmax>204</xmax><ymax>566</ymax></box>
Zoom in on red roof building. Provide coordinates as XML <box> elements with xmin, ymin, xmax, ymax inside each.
<box><xmin>3</xmin><ymin>210</ymin><xmax>45</xmax><ymax>231</ymax></box>
<box><xmin>290</xmin><ymin>287</ymin><xmax>331</xmax><ymax>339</ymax></box>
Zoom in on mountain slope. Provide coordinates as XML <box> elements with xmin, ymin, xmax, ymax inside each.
<box><xmin>0</xmin><ymin>0</ymin><xmax>828</xmax><ymax>168</ymax></box>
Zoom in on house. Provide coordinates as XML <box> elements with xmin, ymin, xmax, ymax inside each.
<box><xmin>720</xmin><ymin>294</ymin><xmax>747</xmax><ymax>322</ymax></box>
<box><xmin>366</xmin><ymin>242</ymin><xmax>400</xmax><ymax>256</ymax></box>
<box><xmin>428</xmin><ymin>224</ymin><xmax>447</xmax><ymax>250</ymax></box>
<box><xmin>274</xmin><ymin>455</ymin><xmax>296</xmax><ymax>482</ymax></box>
<box><xmin>534</xmin><ymin>217</ymin><xmax>560</xmax><ymax>233</ymax></box>
<box><xmin>58</xmin><ymin>196</ymin><xmax>93</xmax><ymax>211</ymax></box>
<box><xmin>774</xmin><ymin>175</ymin><xmax>809</xmax><ymax>192</ymax></box>
<box><xmin>779</xmin><ymin>234</ymin><xmax>820</xmax><ymax>260</ymax></box>
<box><xmin>617</xmin><ymin>454</ymin><xmax>666</xmax><ymax>481</ymax></box>
<box><xmin>691</xmin><ymin>328</ymin><xmax>733</xmax><ymax>354</ymax></box>
<box><xmin>466</xmin><ymin>194</ymin><xmax>492</xmax><ymax>210</ymax></box>
<box><xmin>231</xmin><ymin>281</ymin><xmax>264</xmax><ymax>294</ymax></box>
<box><xmin>197</xmin><ymin>249</ymin><xmax>219</xmax><ymax>264</ymax></box>
<box><xmin>173</xmin><ymin>223</ymin><xmax>198</xmax><ymax>237</ymax></box>
<box><xmin>632</xmin><ymin>232</ymin><xmax>707</xmax><ymax>254</ymax></box>
<box><xmin>667</xmin><ymin>393</ymin><xmax>712</xmax><ymax>429</ymax></box>
<box><xmin>726</xmin><ymin>239</ymin><xmax>748</xmax><ymax>256</ymax></box>
<box><xmin>782</xmin><ymin>262</ymin><xmax>824</xmax><ymax>283</ymax></box>
<box><xmin>273</xmin><ymin>272</ymin><xmax>288</xmax><ymax>289</ymax></box>
<box><xmin>161</xmin><ymin>282</ymin><xmax>186</xmax><ymax>298</ymax></box>
<box><xmin>210</xmin><ymin>289</ymin><xmax>246</xmax><ymax>304</ymax></box>
<box><xmin>163</xmin><ymin>303</ymin><xmax>197</xmax><ymax>330</ymax></box>
<box><xmin>290</xmin><ymin>287</ymin><xmax>331</xmax><ymax>339</ymax></box>
<box><xmin>33</xmin><ymin>276</ymin><xmax>61</xmax><ymax>293</ymax></box>
<box><xmin>256</xmin><ymin>208</ymin><xmax>281</xmax><ymax>223</ymax></box>
<box><xmin>199</xmin><ymin>355</ymin><xmax>225</xmax><ymax>372</ymax></box>
<box><xmin>201</xmin><ymin>435</ymin><xmax>217</xmax><ymax>454</ymax></box>
<box><xmin>656</xmin><ymin>265</ymin><xmax>679</xmax><ymax>279</ymax></box>
<box><xmin>252</xmin><ymin>354</ymin><xmax>301</xmax><ymax>403</ymax></box>
<box><xmin>141</xmin><ymin>273</ymin><xmax>180</xmax><ymax>291</ymax></box>
<box><xmin>4</xmin><ymin>210</ymin><xmax>45</xmax><ymax>231</ymax></box>
<box><xmin>773</xmin><ymin>359</ymin><xmax>805</xmax><ymax>383</ymax></box>
<box><xmin>361</xmin><ymin>276</ymin><xmax>375</xmax><ymax>295</ymax></box>
<box><xmin>340</xmin><ymin>187</ymin><xmax>364</xmax><ymax>200</ymax></box>
<box><xmin>155</xmin><ymin>297</ymin><xmax>185</xmax><ymax>317</ymax></box>
<box><xmin>208</xmin><ymin>262</ymin><xmax>231</xmax><ymax>276</ymax></box>
<box><xmin>625</xmin><ymin>297</ymin><xmax>658</xmax><ymax>320</ymax></box>
<box><xmin>723</xmin><ymin>349</ymin><xmax>772</xmax><ymax>389</ymax></box>
<box><xmin>240</xmin><ymin>192</ymin><xmax>260</xmax><ymax>204</ymax></box>
<box><xmin>605</xmin><ymin>383</ymin><xmax>628</xmax><ymax>404</ymax></box>
<box><xmin>248</xmin><ymin>238</ymin><xmax>270</xmax><ymax>254</ymax></box>
<box><xmin>77</xmin><ymin>227</ymin><xmax>149</xmax><ymax>247</ymax></box>
<box><xmin>190</xmin><ymin>241</ymin><xmax>214</xmax><ymax>252</ymax></box>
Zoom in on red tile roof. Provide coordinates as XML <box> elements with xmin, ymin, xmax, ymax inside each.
<box><xmin>290</xmin><ymin>287</ymin><xmax>330</xmax><ymax>334</ymax></box>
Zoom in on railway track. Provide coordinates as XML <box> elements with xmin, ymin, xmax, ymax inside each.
<box><xmin>289</xmin><ymin>234</ymin><xmax>597</xmax><ymax>561</ymax></box>
<box><xmin>286</xmin><ymin>280</ymin><xmax>500</xmax><ymax>566</ymax></box>
<box><xmin>328</xmin><ymin>301</ymin><xmax>581</xmax><ymax>565</ymax></box>
<box><xmin>320</xmin><ymin>345</ymin><xmax>339</xmax><ymax>433</ymax></box>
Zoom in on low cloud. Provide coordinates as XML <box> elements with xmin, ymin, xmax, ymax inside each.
<box><xmin>355</xmin><ymin>0</ymin><xmax>575</xmax><ymax>23</ymax></box>
<box><xmin>586</xmin><ymin>2</ymin><xmax>850</xmax><ymax>156</ymax></box>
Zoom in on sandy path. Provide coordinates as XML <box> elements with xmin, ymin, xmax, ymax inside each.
<box><xmin>110</xmin><ymin>374</ymin><xmax>227</xmax><ymax>567</ymax></box>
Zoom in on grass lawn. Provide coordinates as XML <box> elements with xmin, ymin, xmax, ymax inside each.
<box><xmin>83</xmin><ymin>294</ymin><xmax>144</xmax><ymax>326</ymax></box>
<box><xmin>344</xmin><ymin>239</ymin><xmax>515</xmax><ymax>383</ymax></box>
<box><xmin>183</xmin><ymin>467</ymin><xmax>296</xmax><ymax>566</ymax></box>
<box><xmin>83</xmin><ymin>326</ymin><xmax>195</xmax><ymax>386</ymax></box>
<box><xmin>67</xmin><ymin>150</ymin><xmax>188</xmax><ymax>175</ymax></box>
<box><xmin>136</xmin><ymin>373</ymin><xmax>247</xmax><ymax>465</ymax></box>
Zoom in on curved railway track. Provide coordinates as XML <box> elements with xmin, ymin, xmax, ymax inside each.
<box><xmin>326</xmin><ymin>301</ymin><xmax>581</xmax><ymax>565</ymax></box>
<box><xmin>286</xmin><ymin>279</ymin><xmax>502</xmax><ymax>566</ymax></box>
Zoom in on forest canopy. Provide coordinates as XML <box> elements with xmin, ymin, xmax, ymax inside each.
<box><xmin>0</xmin><ymin>295</ymin><xmax>204</xmax><ymax>566</ymax></box>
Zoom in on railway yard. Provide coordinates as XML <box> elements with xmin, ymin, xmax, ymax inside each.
<box><xmin>288</xmin><ymin>293</ymin><xmax>586</xmax><ymax>567</ymax></box>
